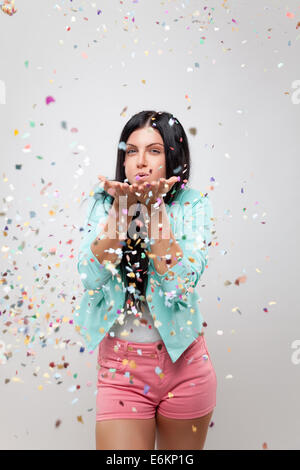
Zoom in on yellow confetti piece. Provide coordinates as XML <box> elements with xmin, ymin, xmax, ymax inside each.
<box><xmin>128</xmin><ymin>359</ymin><xmax>136</xmax><ymax>369</ymax></box>
<box><xmin>192</xmin><ymin>425</ymin><xmax>197</xmax><ymax>433</ymax></box>
<box><xmin>77</xmin><ymin>416</ymin><xmax>84</xmax><ymax>423</ymax></box>
<box><xmin>167</xmin><ymin>392</ymin><xmax>174</xmax><ymax>399</ymax></box>
<box><xmin>24</xmin><ymin>335</ymin><xmax>30</xmax><ymax>345</ymax></box>
<box><xmin>12</xmin><ymin>377</ymin><xmax>24</xmax><ymax>383</ymax></box>
<box><xmin>38</xmin><ymin>385</ymin><xmax>43</xmax><ymax>391</ymax></box>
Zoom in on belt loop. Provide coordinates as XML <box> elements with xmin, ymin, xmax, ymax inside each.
<box><xmin>123</xmin><ymin>340</ymin><xmax>129</xmax><ymax>353</ymax></box>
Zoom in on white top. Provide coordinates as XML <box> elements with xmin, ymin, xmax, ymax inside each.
<box><xmin>107</xmin><ymin>297</ymin><xmax>162</xmax><ymax>342</ymax></box>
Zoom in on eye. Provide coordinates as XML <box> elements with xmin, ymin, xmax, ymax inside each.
<box><xmin>126</xmin><ymin>148</ymin><xmax>161</xmax><ymax>154</ymax></box>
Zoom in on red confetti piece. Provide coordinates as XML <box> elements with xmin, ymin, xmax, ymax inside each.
<box><xmin>286</xmin><ymin>12</ymin><xmax>294</xmax><ymax>19</ymax></box>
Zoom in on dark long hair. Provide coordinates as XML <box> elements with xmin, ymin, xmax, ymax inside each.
<box><xmin>82</xmin><ymin>110</ymin><xmax>191</xmax><ymax>308</ymax></box>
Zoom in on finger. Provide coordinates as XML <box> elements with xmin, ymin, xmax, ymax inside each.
<box><xmin>142</xmin><ymin>182</ymin><xmax>151</xmax><ymax>199</ymax></box>
<box><xmin>167</xmin><ymin>176</ymin><xmax>178</xmax><ymax>185</ymax></box>
<box><xmin>162</xmin><ymin>178</ymin><xmax>170</xmax><ymax>192</ymax></box>
<box><xmin>99</xmin><ymin>176</ymin><xmax>109</xmax><ymax>192</ymax></box>
<box><xmin>122</xmin><ymin>182</ymin><xmax>130</xmax><ymax>196</ymax></box>
<box><xmin>142</xmin><ymin>181</ymin><xmax>149</xmax><ymax>192</ymax></box>
<box><xmin>154</xmin><ymin>181</ymin><xmax>160</xmax><ymax>192</ymax></box>
<box><xmin>115</xmin><ymin>182</ymin><xmax>123</xmax><ymax>197</ymax></box>
<box><xmin>158</xmin><ymin>177</ymin><xmax>166</xmax><ymax>192</ymax></box>
<box><xmin>156</xmin><ymin>179</ymin><xmax>165</xmax><ymax>199</ymax></box>
<box><xmin>97</xmin><ymin>174</ymin><xmax>106</xmax><ymax>186</ymax></box>
<box><xmin>108</xmin><ymin>181</ymin><xmax>120</xmax><ymax>198</ymax></box>
<box><xmin>164</xmin><ymin>176</ymin><xmax>177</xmax><ymax>192</ymax></box>
<box><xmin>120</xmin><ymin>182</ymin><xmax>129</xmax><ymax>199</ymax></box>
<box><xmin>136</xmin><ymin>183</ymin><xmax>145</xmax><ymax>196</ymax></box>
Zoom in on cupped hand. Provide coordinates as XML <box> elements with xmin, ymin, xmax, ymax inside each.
<box><xmin>97</xmin><ymin>175</ymin><xmax>139</xmax><ymax>208</ymax></box>
<box><xmin>129</xmin><ymin>176</ymin><xmax>178</xmax><ymax>208</ymax></box>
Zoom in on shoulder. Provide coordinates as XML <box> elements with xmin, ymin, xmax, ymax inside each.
<box><xmin>176</xmin><ymin>187</ymin><xmax>210</xmax><ymax>207</ymax></box>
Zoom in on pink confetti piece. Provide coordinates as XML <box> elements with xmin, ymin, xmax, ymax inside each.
<box><xmin>46</xmin><ymin>96</ymin><xmax>55</xmax><ymax>105</ymax></box>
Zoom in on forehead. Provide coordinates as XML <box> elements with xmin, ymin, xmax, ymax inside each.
<box><xmin>126</xmin><ymin>127</ymin><xmax>163</xmax><ymax>145</ymax></box>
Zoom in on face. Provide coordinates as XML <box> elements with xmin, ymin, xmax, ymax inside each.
<box><xmin>124</xmin><ymin>126</ymin><xmax>166</xmax><ymax>185</ymax></box>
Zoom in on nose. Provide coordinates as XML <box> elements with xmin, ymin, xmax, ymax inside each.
<box><xmin>136</xmin><ymin>150</ymin><xmax>148</xmax><ymax>168</ymax></box>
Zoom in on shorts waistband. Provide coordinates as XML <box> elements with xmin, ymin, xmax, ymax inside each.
<box><xmin>101</xmin><ymin>334</ymin><xmax>166</xmax><ymax>355</ymax></box>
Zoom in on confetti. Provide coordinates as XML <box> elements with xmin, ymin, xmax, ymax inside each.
<box><xmin>0</xmin><ymin>0</ymin><xmax>17</xmax><ymax>16</ymax></box>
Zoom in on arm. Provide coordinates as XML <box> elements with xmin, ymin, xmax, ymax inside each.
<box><xmin>147</xmin><ymin>193</ymin><xmax>214</xmax><ymax>308</ymax></box>
<box><xmin>145</xmin><ymin>200</ymin><xmax>183</xmax><ymax>275</ymax></box>
<box><xmin>77</xmin><ymin>191</ymin><xmax>133</xmax><ymax>291</ymax></box>
<box><xmin>90</xmin><ymin>198</ymin><xmax>131</xmax><ymax>265</ymax></box>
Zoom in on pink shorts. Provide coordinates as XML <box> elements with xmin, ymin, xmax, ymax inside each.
<box><xmin>96</xmin><ymin>333</ymin><xmax>217</xmax><ymax>421</ymax></box>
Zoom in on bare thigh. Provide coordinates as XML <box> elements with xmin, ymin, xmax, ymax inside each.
<box><xmin>156</xmin><ymin>409</ymin><xmax>214</xmax><ymax>450</ymax></box>
<box><xmin>96</xmin><ymin>418</ymin><xmax>156</xmax><ymax>450</ymax></box>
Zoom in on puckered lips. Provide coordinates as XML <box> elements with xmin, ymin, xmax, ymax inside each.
<box><xmin>135</xmin><ymin>172</ymin><xmax>150</xmax><ymax>180</ymax></box>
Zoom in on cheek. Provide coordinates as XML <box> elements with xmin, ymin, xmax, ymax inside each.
<box><xmin>124</xmin><ymin>160</ymin><xmax>138</xmax><ymax>183</ymax></box>
<box><xmin>154</xmin><ymin>158</ymin><xmax>166</xmax><ymax>178</ymax></box>
<box><xmin>124</xmin><ymin>159</ymin><xmax>134</xmax><ymax>175</ymax></box>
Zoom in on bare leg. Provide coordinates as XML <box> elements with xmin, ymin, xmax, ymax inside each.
<box><xmin>96</xmin><ymin>417</ymin><xmax>156</xmax><ymax>450</ymax></box>
<box><xmin>156</xmin><ymin>409</ymin><xmax>214</xmax><ymax>450</ymax></box>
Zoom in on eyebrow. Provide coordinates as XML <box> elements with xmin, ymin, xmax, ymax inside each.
<box><xmin>126</xmin><ymin>143</ymin><xmax>164</xmax><ymax>148</ymax></box>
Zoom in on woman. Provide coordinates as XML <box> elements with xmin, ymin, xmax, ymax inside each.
<box><xmin>75</xmin><ymin>110</ymin><xmax>217</xmax><ymax>450</ymax></box>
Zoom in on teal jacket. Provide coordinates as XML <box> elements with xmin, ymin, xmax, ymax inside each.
<box><xmin>74</xmin><ymin>185</ymin><xmax>214</xmax><ymax>363</ymax></box>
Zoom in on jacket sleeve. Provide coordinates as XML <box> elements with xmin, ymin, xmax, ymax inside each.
<box><xmin>149</xmin><ymin>193</ymin><xmax>214</xmax><ymax>309</ymax></box>
<box><xmin>77</xmin><ymin>191</ymin><xmax>122</xmax><ymax>292</ymax></box>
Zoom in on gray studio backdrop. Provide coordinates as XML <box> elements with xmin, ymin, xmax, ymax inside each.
<box><xmin>0</xmin><ymin>0</ymin><xmax>299</xmax><ymax>450</ymax></box>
